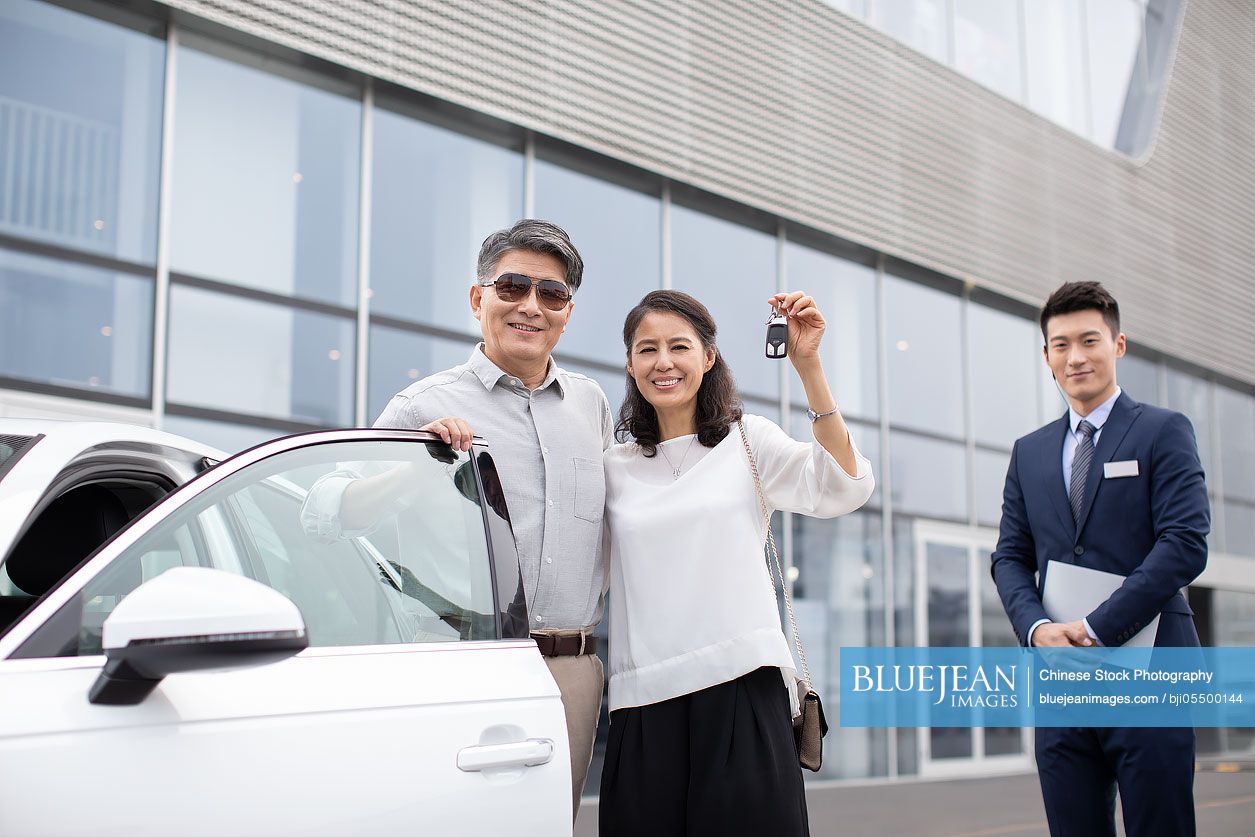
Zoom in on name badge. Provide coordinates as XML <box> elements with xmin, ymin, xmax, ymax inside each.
<box><xmin>1104</xmin><ymin>459</ymin><xmax>1139</xmax><ymax>479</ymax></box>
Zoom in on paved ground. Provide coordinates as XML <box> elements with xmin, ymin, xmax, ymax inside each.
<box><xmin>575</xmin><ymin>759</ymin><xmax>1255</xmax><ymax>836</ymax></box>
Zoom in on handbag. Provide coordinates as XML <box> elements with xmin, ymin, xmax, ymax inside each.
<box><xmin>736</xmin><ymin>420</ymin><xmax>829</xmax><ymax>772</ymax></box>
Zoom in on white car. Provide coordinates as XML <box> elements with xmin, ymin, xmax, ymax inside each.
<box><xmin>0</xmin><ymin>420</ymin><xmax>571</xmax><ymax>836</ymax></box>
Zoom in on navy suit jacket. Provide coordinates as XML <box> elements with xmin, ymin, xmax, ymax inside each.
<box><xmin>991</xmin><ymin>392</ymin><xmax>1209</xmax><ymax>648</ymax></box>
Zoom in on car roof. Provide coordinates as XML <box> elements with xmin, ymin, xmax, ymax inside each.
<box><xmin>0</xmin><ymin>418</ymin><xmax>226</xmax><ymax>461</ymax></box>
<box><xmin>0</xmin><ymin>419</ymin><xmax>230</xmax><ymax>566</ymax></box>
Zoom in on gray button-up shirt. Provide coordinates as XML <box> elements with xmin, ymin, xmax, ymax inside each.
<box><xmin>375</xmin><ymin>345</ymin><xmax>612</xmax><ymax>630</ymax></box>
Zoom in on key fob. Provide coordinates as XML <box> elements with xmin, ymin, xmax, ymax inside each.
<box><xmin>766</xmin><ymin>312</ymin><xmax>788</xmax><ymax>359</ymax></box>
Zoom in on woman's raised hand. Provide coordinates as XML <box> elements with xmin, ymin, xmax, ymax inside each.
<box><xmin>767</xmin><ymin>291</ymin><xmax>825</xmax><ymax>365</ymax></box>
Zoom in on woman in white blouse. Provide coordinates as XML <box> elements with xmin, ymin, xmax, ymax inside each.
<box><xmin>598</xmin><ymin>290</ymin><xmax>874</xmax><ymax>837</ymax></box>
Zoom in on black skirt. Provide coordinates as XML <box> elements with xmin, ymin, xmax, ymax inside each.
<box><xmin>599</xmin><ymin>666</ymin><xmax>810</xmax><ymax>837</ymax></box>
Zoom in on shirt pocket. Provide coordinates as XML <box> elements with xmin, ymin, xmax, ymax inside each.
<box><xmin>572</xmin><ymin>457</ymin><xmax>605</xmax><ymax>524</ymax></box>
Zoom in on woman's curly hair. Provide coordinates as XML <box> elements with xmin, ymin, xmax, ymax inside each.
<box><xmin>615</xmin><ymin>290</ymin><xmax>743</xmax><ymax>457</ymax></box>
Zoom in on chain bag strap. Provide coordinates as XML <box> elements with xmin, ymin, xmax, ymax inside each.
<box><xmin>736</xmin><ymin>420</ymin><xmax>828</xmax><ymax>771</ymax></box>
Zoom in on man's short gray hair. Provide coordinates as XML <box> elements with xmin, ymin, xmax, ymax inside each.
<box><xmin>476</xmin><ymin>219</ymin><xmax>584</xmax><ymax>292</ymax></box>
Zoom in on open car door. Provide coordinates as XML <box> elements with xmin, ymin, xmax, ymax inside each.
<box><xmin>0</xmin><ymin>430</ymin><xmax>569</xmax><ymax>837</ymax></box>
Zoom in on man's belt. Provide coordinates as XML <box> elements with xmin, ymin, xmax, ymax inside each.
<box><xmin>531</xmin><ymin>631</ymin><xmax>598</xmax><ymax>657</ymax></box>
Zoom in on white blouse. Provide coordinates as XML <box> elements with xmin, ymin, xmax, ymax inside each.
<box><xmin>603</xmin><ymin>414</ymin><xmax>874</xmax><ymax>713</ymax></box>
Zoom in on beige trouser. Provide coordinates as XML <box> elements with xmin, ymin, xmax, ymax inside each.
<box><xmin>543</xmin><ymin>651</ymin><xmax>604</xmax><ymax>820</ymax></box>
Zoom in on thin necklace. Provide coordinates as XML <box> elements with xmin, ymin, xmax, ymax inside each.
<box><xmin>658</xmin><ymin>434</ymin><xmax>697</xmax><ymax>480</ymax></box>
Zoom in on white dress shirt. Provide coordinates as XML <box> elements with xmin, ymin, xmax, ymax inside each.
<box><xmin>603</xmin><ymin>414</ymin><xmax>874</xmax><ymax>712</ymax></box>
<box><xmin>1028</xmin><ymin>386</ymin><xmax>1122</xmax><ymax>647</ymax></box>
<box><xmin>1061</xmin><ymin>386</ymin><xmax>1122</xmax><ymax>494</ymax></box>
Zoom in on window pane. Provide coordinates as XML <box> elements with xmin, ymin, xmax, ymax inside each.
<box><xmin>927</xmin><ymin>542</ymin><xmax>970</xmax><ymax>647</ymax></box>
<box><xmin>170</xmin><ymin>46</ymin><xmax>360</xmax><ymax>305</ymax></box>
<box><xmin>535</xmin><ymin>160</ymin><xmax>661</xmax><ymax>365</ymax></box>
<box><xmin>868</xmin><ymin>0</ymin><xmax>950</xmax><ymax>63</ymax></box>
<box><xmin>970</xmin><ymin>304</ymin><xmax>1040</xmax><ymax>447</ymax></box>
<box><xmin>1165</xmin><ymin>369</ymin><xmax>1215</xmax><ymax>489</ymax></box>
<box><xmin>167</xmin><ymin>286</ymin><xmax>354</xmax><ymax>425</ymax></box>
<box><xmin>370</xmin><ymin>109</ymin><xmax>521</xmax><ymax>330</ymax></box>
<box><xmin>670</xmin><ymin>205</ymin><xmax>778</xmax><ymax>399</ymax></box>
<box><xmin>892</xmin><ymin>517</ymin><xmax>917</xmax><ymax>648</ymax></box>
<box><xmin>1023</xmin><ymin>0</ymin><xmax>1088</xmax><ymax>135</ymax></box>
<box><xmin>1118</xmin><ymin>352</ymin><xmax>1160</xmax><ymax>406</ymax></box>
<box><xmin>885</xmin><ymin>275</ymin><xmax>963</xmax><ymax>436</ymax></box>
<box><xmin>1086</xmin><ymin>0</ymin><xmax>1145</xmax><ymax>148</ymax></box>
<box><xmin>794</xmin><ymin>510</ymin><xmax>885</xmax><ymax>643</ymax></box>
<box><xmin>792</xmin><ymin>510</ymin><xmax>889</xmax><ymax>779</ymax></box>
<box><xmin>367</xmin><ymin>326</ymin><xmax>476</xmax><ymax>423</ymax></box>
<box><xmin>785</xmin><ymin>242</ymin><xmax>878</xmax><ymax>420</ymax></box>
<box><xmin>0</xmin><ymin>247</ymin><xmax>151</xmax><ymax>397</ymax></box>
<box><xmin>1197</xmin><ymin>587</ymin><xmax>1255</xmax><ymax>754</ymax></box>
<box><xmin>981</xmin><ymin>553</ymin><xmax>1021</xmax><ymax>755</ymax></box>
<box><xmin>953</xmin><ymin>0</ymin><xmax>1023</xmax><ymax>101</ymax></box>
<box><xmin>1217</xmin><ymin>387</ymin><xmax>1255</xmax><ymax>502</ymax></box>
<box><xmin>39</xmin><ymin>440</ymin><xmax>498</xmax><ymax>655</ymax></box>
<box><xmin>974</xmin><ymin>447</ymin><xmax>1010</xmax><ymax>528</ymax></box>
<box><xmin>161</xmin><ymin>414</ymin><xmax>281</xmax><ymax>455</ymax></box>
<box><xmin>1120</xmin><ymin>0</ymin><xmax>1183</xmax><ymax>156</ymax></box>
<box><xmin>981</xmin><ymin>560</ymin><xmax>1017</xmax><ymax>647</ymax></box>
<box><xmin>0</xmin><ymin>0</ymin><xmax>163</xmax><ymax>263</ymax></box>
<box><xmin>1213</xmin><ymin>589</ymin><xmax>1255</xmax><ymax>645</ymax></box>
<box><xmin>889</xmin><ymin>431</ymin><xmax>967</xmax><ymax>520</ymax></box>
<box><xmin>926</xmin><ymin>540</ymin><xmax>973</xmax><ymax>759</ymax></box>
<box><xmin>1223</xmin><ymin>501</ymin><xmax>1255</xmax><ymax>558</ymax></box>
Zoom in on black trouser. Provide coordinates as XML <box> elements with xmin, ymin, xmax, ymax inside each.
<box><xmin>599</xmin><ymin>666</ymin><xmax>810</xmax><ymax>837</ymax></box>
<box><xmin>1035</xmin><ymin>725</ymin><xmax>1195</xmax><ymax>837</ymax></box>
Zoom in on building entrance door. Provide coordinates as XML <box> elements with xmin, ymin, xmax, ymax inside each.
<box><xmin>913</xmin><ymin>521</ymin><xmax>1032</xmax><ymax>777</ymax></box>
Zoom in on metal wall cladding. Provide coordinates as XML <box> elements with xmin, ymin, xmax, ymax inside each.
<box><xmin>161</xmin><ymin>0</ymin><xmax>1255</xmax><ymax>385</ymax></box>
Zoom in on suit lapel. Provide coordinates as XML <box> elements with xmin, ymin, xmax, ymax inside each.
<box><xmin>1040</xmin><ymin>414</ymin><xmax>1075</xmax><ymax>539</ymax></box>
<box><xmin>1074</xmin><ymin>392</ymin><xmax>1142</xmax><ymax>539</ymax></box>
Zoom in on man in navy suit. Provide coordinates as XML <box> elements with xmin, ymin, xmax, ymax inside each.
<box><xmin>991</xmin><ymin>281</ymin><xmax>1209</xmax><ymax>837</ymax></box>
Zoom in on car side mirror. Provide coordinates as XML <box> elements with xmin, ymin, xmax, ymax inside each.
<box><xmin>89</xmin><ymin>567</ymin><xmax>308</xmax><ymax>706</ymax></box>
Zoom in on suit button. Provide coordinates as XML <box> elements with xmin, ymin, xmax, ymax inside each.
<box><xmin>1074</xmin><ymin>546</ymin><xmax>1085</xmax><ymax>556</ymax></box>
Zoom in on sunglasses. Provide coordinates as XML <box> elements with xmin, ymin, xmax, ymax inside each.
<box><xmin>479</xmin><ymin>272</ymin><xmax>572</xmax><ymax>311</ymax></box>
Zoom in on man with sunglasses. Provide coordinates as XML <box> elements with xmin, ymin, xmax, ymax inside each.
<box><xmin>313</xmin><ymin>219</ymin><xmax>612</xmax><ymax>817</ymax></box>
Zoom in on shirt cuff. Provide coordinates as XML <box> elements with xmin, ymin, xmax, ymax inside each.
<box><xmin>1026</xmin><ymin>618</ymin><xmax>1051</xmax><ymax>648</ymax></box>
<box><xmin>1083</xmin><ymin>618</ymin><xmax>1104</xmax><ymax>646</ymax></box>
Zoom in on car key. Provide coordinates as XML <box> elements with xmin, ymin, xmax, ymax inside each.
<box><xmin>765</xmin><ymin>306</ymin><xmax>788</xmax><ymax>359</ymax></box>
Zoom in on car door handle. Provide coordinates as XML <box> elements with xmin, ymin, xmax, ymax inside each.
<box><xmin>457</xmin><ymin>738</ymin><xmax>555</xmax><ymax>772</ymax></box>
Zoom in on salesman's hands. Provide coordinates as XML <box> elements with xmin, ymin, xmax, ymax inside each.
<box><xmin>421</xmin><ymin>417</ymin><xmax>474</xmax><ymax>452</ymax></box>
<box><xmin>1032</xmin><ymin>620</ymin><xmax>1094</xmax><ymax>647</ymax></box>
<box><xmin>768</xmin><ymin>291</ymin><xmax>825</xmax><ymax>366</ymax></box>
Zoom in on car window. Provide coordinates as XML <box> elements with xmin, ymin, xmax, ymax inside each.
<box><xmin>0</xmin><ymin>434</ymin><xmax>39</xmax><ymax>480</ymax></box>
<box><xmin>13</xmin><ymin>439</ymin><xmax>498</xmax><ymax>657</ymax></box>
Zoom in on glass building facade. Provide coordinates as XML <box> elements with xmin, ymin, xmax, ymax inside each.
<box><xmin>2</xmin><ymin>0</ymin><xmax>1252</xmax><ymax>786</ymax></box>
<box><xmin>829</xmin><ymin>0</ymin><xmax>1182</xmax><ymax>156</ymax></box>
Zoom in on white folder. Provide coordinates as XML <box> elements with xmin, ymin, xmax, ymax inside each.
<box><xmin>1041</xmin><ymin>560</ymin><xmax>1159</xmax><ymax>648</ymax></box>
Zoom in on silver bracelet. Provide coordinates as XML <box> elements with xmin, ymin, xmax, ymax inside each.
<box><xmin>806</xmin><ymin>406</ymin><xmax>839</xmax><ymax>422</ymax></box>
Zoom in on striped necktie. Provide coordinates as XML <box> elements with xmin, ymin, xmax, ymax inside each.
<box><xmin>1069</xmin><ymin>420</ymin><xmax>1097</xmax><ymax>524</ymax></box>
